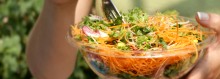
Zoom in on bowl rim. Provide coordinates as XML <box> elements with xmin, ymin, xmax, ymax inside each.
<box><xmin>66</xmin><ymin>33</ymin><xmax>215</xmax><ymax>58</ymax></box>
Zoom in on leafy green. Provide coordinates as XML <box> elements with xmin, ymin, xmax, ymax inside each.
<box><xmin>81</xmin><ymin>16</ymin><xmax>110</xmax><ymax>30</ymax></box>
<box><xmin>131</xmin><ymin>26</ymin><xmax>155</xmax><ymax>35</ymax></box>
<box><xmin>87</xmin><ymin>36</ymin><xmax>95</xmax><ymax>43</ymax></box>
<box><xmin>74</xmin><ymin>35</ymin><xmax>82</xmax><ymax>41</ymax></box>
<box><xmin>159</xmin><ymin>38</ymin><xmax>168</xmax><ymax>49</ymax></box>
<box><xmin>110</xmin><ymin>31</ymin><xmax>120</xmax><ymax>38</ymax></box>
<box><xmin>136</xmin><ymin>36</ymin><xmax>151</xmax><ymax>50</ymax></box>
<box><xmin>112</xmin><ymin>16</ymin><xmax>123</xmax><ymax>25</ymax></box>
<box><xmin>123</xmin><ymin>8</ymin><xmax>148</xmax><ymax>23</ymax></box>
<box><xmin>117</xmin><ymin>42</ymin><xmax>129</xmax><ymax>50</ymax></box>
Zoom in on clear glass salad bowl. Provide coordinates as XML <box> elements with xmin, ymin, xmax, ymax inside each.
<box><xmin>66</xmin><ymin>18</ymin><xmax>215</xmax><ymax>79</ymax></box>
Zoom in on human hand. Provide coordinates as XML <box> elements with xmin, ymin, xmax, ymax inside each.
<box><xmin>186</xmin><ymin>12</ymin><xmax>220</xmax><ymax>79</ymax></box>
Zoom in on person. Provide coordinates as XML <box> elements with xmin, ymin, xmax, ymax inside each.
<box><xmin>26</xmin><ymin>0</ymin><xmax>220</xmax><ymax>79</ymax></box>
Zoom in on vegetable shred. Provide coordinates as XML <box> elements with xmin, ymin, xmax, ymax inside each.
<box><xmin>69</xmin><ymin>8</ymin><xmax>212</xmax><ymax>78</ymax></box>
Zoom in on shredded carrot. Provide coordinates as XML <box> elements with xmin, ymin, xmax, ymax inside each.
<box><xmin>70</xmin><ymin>14</ymin><xmax>211</xmax><ymax>76</ymax></box>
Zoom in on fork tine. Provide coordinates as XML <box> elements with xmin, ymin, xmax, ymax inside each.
<box><xmin>104</xmin><ymin>6</ymin><xmax>115</xmax><ymax>20</ymax></box>
<box><xmin>104</xmin><ymin>8</ymin><xmax>114</xmax><ymax>20</ymax></box>
<box><xmin>109</xmin><ymin>3</ymin><xmax>121</xmax><ymax>17</ymax></box>
<box><xmin>109</xmin><ymin>10</ymin><xmax>117</xmax><ymax>20</ymax></box>
<box><xmin>109</xmin><ymin>12</ymin><xmax>116</xmax><ymax>20</ymax></box>
<box><xmin>111</xmin><ymin>10</ymin><xmax>119</xmax><ymax>19</ymax></box>
<box><xmin>103</xmin><ymin>0</ymin><xmax>113</xmax><ymax>20</ymax></box>
<box><xmin>102</xmin><ymin>0</ymin><xmax>122</xmax><ymax>21</ymax></box>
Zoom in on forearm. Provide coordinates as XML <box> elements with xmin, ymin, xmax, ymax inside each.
<box><xmin>26</xmin><ymin>0</ymin><xmax>92</xmax><ymax>79</ymax></box>
<box><xmin>75</xmin><ymin>0</ymin><xmax>93</xmax><ymax>23</ymax></box>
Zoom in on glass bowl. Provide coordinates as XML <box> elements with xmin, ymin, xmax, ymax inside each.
<box><xmin>67</xmin><ymin>16</ymin><xmax>215</xmax><ymax>79</ymax></box>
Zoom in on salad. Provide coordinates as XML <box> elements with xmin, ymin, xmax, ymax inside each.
<box><xmin>69</xmin><ymin>8</ymin><xmax>212</xmax><ymax>79</ymax></box>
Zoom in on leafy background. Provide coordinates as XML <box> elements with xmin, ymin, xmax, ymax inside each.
<box><xmin>0</xmin><ymin>0</ymin><xmax>220</xmax><ymax>79</ymax></box>
<box><xmin>0</xmin><ymin>0</ymin><xmax>42</xmax><ymax>79</ymax></box>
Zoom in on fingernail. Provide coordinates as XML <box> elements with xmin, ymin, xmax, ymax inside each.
<box><xmin>197</xmin><ymin>12</ymin><xmax>209</xmax><ymax>21</ymax></box>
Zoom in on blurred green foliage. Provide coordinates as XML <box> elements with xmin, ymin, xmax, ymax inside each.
<box><xmin>0</xmin><ymin>0</ymin><xmax>42</xmax><ymax>79</ymax></box>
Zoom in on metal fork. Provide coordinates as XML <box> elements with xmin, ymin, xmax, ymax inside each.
<box><xmin>102</xmin><ymin>0</ymin><xmax>125</xmax><ymax>23</ymax></box>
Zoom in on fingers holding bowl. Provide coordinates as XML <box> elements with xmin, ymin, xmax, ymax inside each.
<box><xmin>196</xmin><ymin>12</ymin><xmax>220</xmax><ymax>39</ymax></box>
<box><xmin>186</xmin><ymin>12</ymin><xmax>220</xmax><ymax>79</ymax></box>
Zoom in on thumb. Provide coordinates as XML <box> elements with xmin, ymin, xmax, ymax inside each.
<box><xmin>196</xmin><ymin>12</ymin><xmax>220</xmax><ymax>35</ymax></box>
